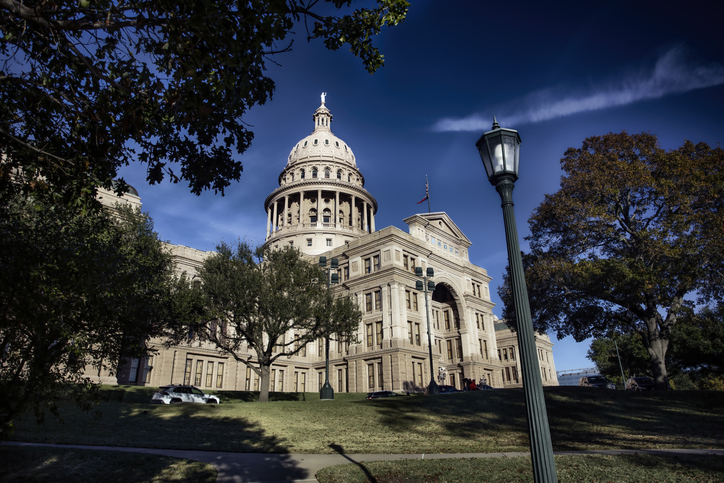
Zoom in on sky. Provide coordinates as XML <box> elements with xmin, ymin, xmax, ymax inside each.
<box><xmin>117</xmin><ymin>0</ymin><xmax>724</xmax><ymax>373</ymax></box>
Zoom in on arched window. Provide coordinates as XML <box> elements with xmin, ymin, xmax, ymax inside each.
<box><xmin>323</xmin><ymin>208</ymin><xmax>331</xmax><ymax>224</ymax></box>
<box><xmin>339</xmin><ymin>210</ymin><xmax>345</xmax><ymax>224</ymax></box>
<box><xmin>290</xmin><ymin>173</ymin><xmax>295</xmax><ymax>182</ymax></box>
<box><xmin>324</xmin><ymin>169</ymin><xmax>330</xmax><ymax>179</ymax></box>
<box><xmin>300</xmin><ymin>169</ymin><xmax>305</xmax><ymax>179</ymax></box>
<box><xmin>337</xmin><ymin>170</ymin><xmax>342</xmax><ymax>180</ymax></box>
<box><xmin>348</xmin><ymin>174</ymin><xmax>352</xmax><ymax>182</ymax></box>
<box><xmin>312</xmin><ymin>168</ymin><xmax>318</xmax><ymax>178</ymax></box>
<box><xmin>309</xmin><ymin>208</ymin><xmax>318</xmax><ymax>224</ymax></box>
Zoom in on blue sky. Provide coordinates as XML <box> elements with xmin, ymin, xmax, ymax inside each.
<box><xmin>117</xmin><ymin>0</ymin><xmax>724</xmax><ymax>372</ymax></box>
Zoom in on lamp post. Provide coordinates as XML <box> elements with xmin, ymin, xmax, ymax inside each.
<box><xmin>415</xmin><ymin>266</ymin><xmax>440</xmax><ymax>395</ymax></box>
<box><xmin>319</xmin><ymin>256</ymin><xmax>338</xmax><ymax>400</ymax></box>
<box><xmin>475</xmin><ymin>118</ymin><xmax>558</xmax><ymax>482</ymax></box>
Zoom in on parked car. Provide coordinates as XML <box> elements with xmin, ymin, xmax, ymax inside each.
<box><xmin>366</xmin><ymin>391</ymin><xmax>401</xmax><ymax>399</ymax></box>
<box><xmin>625</xmin><ymin>377</ymin><xmax>655</xmax><ymax>391</ymax></box>
<box><xmin>438</xmin><ymin>385</ymin><xmax>461</xmax><ymax>394</ymax></box>
<box><xmin>579</xmin><ymin>375</ymin><xmax>616</xmax><ymax>389</ymax></box>
<box><xmin>151</xmin><ymin>385</ymin><xmax>220</xmax><ymax>404</ymax></box>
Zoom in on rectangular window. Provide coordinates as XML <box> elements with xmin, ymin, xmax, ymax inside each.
<box><xmin>479</xmin><ymin>339</ymin><xmax>484</xmax><ymax>356</ymax></box>
<box><xmin>344</xmin><ymin>266</ymin><xmax>349</xmax><ymax>280</ymax></box>
<box><xmin>411</xmin><ymin>362</ymin><xmax>416</xmax><ymax>386</ymax></box>
<box><xmin>498</xmin><ymin>349</ymin><xmax>502</xmax><ymax>360</ymax></box>
<box><xmin>406</xmin><ymin>290</ymin><xmax>411</xmax><ymax>309</ymax></box>
<box><xmin>374</xmin><ymin>290</ymin><xmax>381</xmax><ymax>311</ymax></box>
<box><xmin>403</xmin><ymin>255</ymin><xmax>409</xmax><ymax>270</ymax></box>
<box><xmin>408</xmin><ymin>321</ymin><xmax>413</xmax><ymax>344</ymax></box>
<box><xmin>300</xmin><ymin>372</ymin><xmax>306</xmax><ymax>392</ymax></box>
<box><xmin>143</xmin><ymin>356</ymin><xmax>153</xmax><ymax>383</ymax></box>
<box><xmin>510</xmin><ymin>346</ymin><xmax>515</xmax><ymax>360</ymax></box>
<box><xmin>505</xmin><ymin>367</ymin><xmax>511</xmax><ymax>382</ymax></box>
<box><xmin>206</xmin><ymin>361</ymin><xmax>214</xmax><ymax>387</ymax></box>
<box><xmin>368</xmin><ymin>364</ymin><xmax>375</xmax><ymax>389</ymax></box>
<box><xmin>456</xmin><ymin>338</ymin><xmax>463</xmax><ymax>359</ymax></box>
<box><xmin>366</xmin><ymin>323</ymin><xmax>373</xmax><ymax>347</ymax></box>
<box><xmin>326</xmin><ymin>238</ymin><xmax>332</xmax><ymax>247</ymax></box>
<box><xmin>378</xmin><ymin>363</ymin><xmax>384</xmax><ymax>390</ymax></box>
<box><xmin>417</xmin><ymin>362</ymin><xmax>423</xmax><ymax>387</ymax></box>
<box><xmin>365</xmin><ymin>258</ymin><xmax>371</xmax><ymax>274</ymax></box>
<box><xmin>410</xmin><ymin>257</ymin><xmax>416</xmax><ymax>272</ymax></box>
<box><xmin>294</xmin><ymin>371</ymin><xmax>299</xmax><ymax>392</ymax></box>
<box><xmin>245</xmin><ymin>367</ymin><xmax>251</xmax><ymax>391</ymax></box>
<box><xmin>483</xmin><ymin>340</ymin><xmax>489</xmax><ymax>359</ymax></box>
<box><xmin>503</xmin><ymin>348</ymin><xmax>508</xmax><ymax>361</ymax></box>
<box><xmin>278</xmin><ymin>370</ymin><xmax>284</xmax><ymax>392</ymax></box>
<box><xmin>513</xmin><ymin>367</ymin><xmax>519</xmax><ymax>383</ymax></box>
<box><xmin>373</xmin><ymin>255</ymin><xmax>379</xmax><ymax>271</ymax></box>
<box><xmin>307</xmin><ymin>238</ymin><xmax>312</xmax><ymax>246</ymax></box>
<box><xmin>129</xmin><ymin>357</ymin><xmax>139</xmax><ymax>383</ymax></box>
<box><xmin>254</xmin><ymin>372</ymin><xmax>259</xmax><ymax>391</ymax></box>
<box><xmin>376</xmin><ymin>321</ymin><xmax>383</xmax><ymax>347</ymax></box>
<box><xmin>365</xmin><ymin>293</ymin><xmax>372</xmax><ymax>312</ymax></box>
<box><xmin>300</xmin><ymin>341</ymin><xmax>307</xmax><ymax>357</ymax></box>
<box><xmin>415</xmin><ymin>323</ymin><xmax>421</xmax><ymax>346</ymax></box>
<box><xmin>338</xmin><ymin>369</ymin><xmax>344</xmax><ymax>392</ymax></box>
<box><xmin>271</xmin><ymin>369</ymin><xmax>276</xmax><ymax>391</ymax></box>
<box><xmin>216</xmin><ymin>362</ymin><xmax>224</xmax><ymax>388</ymax></box>
<box><xmin>318</xmin><ymin>371</ymin><xmax>323</xmax><ymax>391</ymax></box>
<box><xmin>444</xmin><ymin>311</ymin><xmax>450</xmax><ymax>330</ymax></box>
<box><xmin>289</xmin><ymin>241</ymin><xmax>293</xmax><ymax>247</ymax></box>
<box><xmin>413</xmin><ymin>293</ymin><xmax>418</xmax><ymax>312</ymax></box>
<box><xmin>195</xmin><ymin>360</ymin><xmax>203</xmax><ymax>386</ymax></box>
<box><xmin>446</xmin><ymin>340</ymin><xmax>453</xmax><ymax>360</ymax></box>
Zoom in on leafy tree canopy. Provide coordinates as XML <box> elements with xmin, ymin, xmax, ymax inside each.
<box><xmin>499</xmin><ymin>132</ymin><xmax>724</xmax><ymax>390</ymax></box>
<box><xmin>186</xmin><ymin>241</ymin><xmax>361</xmax><ymax>402</ymax></box>
<box><xmin>0</xmin><ymin>196</ymin><xmax>189</xmax><ymax>436</ymax></box>
<box><xmin>0</xmin><ymin>0</ymin><xmax>409</xmax><ymax>202</ymax></box>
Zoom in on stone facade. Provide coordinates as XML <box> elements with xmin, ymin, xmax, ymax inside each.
<box><xmin>109</xmin><ymin>97</ymin><xmax>558</xmax><ymax>392</ymax></box>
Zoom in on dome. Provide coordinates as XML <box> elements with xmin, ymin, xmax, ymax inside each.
<box><xmin>286</xmin><ymin>101</ymin><xmax>356</xmax><ymax>167</ymax></box>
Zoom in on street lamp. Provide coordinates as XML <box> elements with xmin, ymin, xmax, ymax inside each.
<box><xmin>475</xmin><ymin>118</ymin><xmax>558</xmax><ymax>482</ymax></box>
<box><xmin>415</xmin><ymin>266</ymin><xmax>440</xmax><ymax>395</ymax></box>
<box><xmin>319</xmin><ymin>256</ymin><xmax>338</xmax><ymax>400</ymax></box>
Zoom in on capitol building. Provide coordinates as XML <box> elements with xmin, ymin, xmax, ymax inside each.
<box><xmin>103</xmin><ymin>97</ymin><xmax>558</xmax><ymax>392</ymax></box>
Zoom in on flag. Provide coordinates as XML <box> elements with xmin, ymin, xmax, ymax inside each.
<box><xmin>417</xmin><ymin>181</ymin><xmax>429</xmax><ymax>204</ymax></box>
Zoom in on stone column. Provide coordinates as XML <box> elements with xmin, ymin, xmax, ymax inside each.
<box><xmin>272</xmin><ymin>200</ymin><xmax>278</xmax><ymax>234</ymax></box>
<box><xmin>363</xmin><ymin>201</ymin><xmax>368</xmax><ymax>233</ymax></box>
<box><xmin>283</xmin><ymin>195</ymin><xmax>289</xmax><ymax>228</ymax></box>
<box><xmin>351</xmin><ymin>194</ymin><xmax>357</xmax><ymax>231</ymax></box>
<box><xmin>317</xmin><ymin>189</ymin><xmax>322</xmax><ymax>226</ymax></box>
<box><xmin>266</xmin><ymin>206</ymin><xmax>272</xmax><ymax>238</ymax></box>
<box><xmin>371</xmin><ymin>208</ymin><xmax>376</xmax><ymax>232</ymax></box>
<box><xmin>335</xmin><ymin>191</ymin><xmax>340</xmax><ymax>228</ymax></box>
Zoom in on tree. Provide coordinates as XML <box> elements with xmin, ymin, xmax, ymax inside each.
<box><xmin>588</xmin><ymin>305</ymin><xmax>724</xmax><ymax>390</ymax></box>
<box><xmin>191</xmin><ymin>241</ymin><xmax>361</xmax><ymax>402</ymax></box>
<box><xmin>0</xmin><ymin>196</ymin><xmax>185</xmax><ymax>435</ymax></box>
<box><xmin>499</xmin><ymin>132</ymin><xmax>724</xmax><ymax>390</ymax></box>
<box><xmin>0</xmin><ymin>0</ymin><xmax>409</xmax><ymax>202</ymax></box>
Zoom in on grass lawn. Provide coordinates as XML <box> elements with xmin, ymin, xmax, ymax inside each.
<box><xmin>0</xmin><ymin>445</ymin><xmax>216</xmax><ymax>482</ymax></box>
<box><xmin>5</xmin><ymin>386</ymin><xmax>724</xmax><ymax>455</ymax></box>
<box><xmin>316</xmin><ymin>453</ymin><xmax>724</xmax><ymax>482</ymax></box>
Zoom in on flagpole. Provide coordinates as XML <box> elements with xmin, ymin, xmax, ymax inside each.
<box><xmin>426</xmin><ymin>175</ymin><xmax>431</xmax><ymax>213</ymax></box>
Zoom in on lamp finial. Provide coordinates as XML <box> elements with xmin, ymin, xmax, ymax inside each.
<box><xmin>492</xmin><ymin>116</ymin><xmax>500</xmax><ymax>130</ymax></box>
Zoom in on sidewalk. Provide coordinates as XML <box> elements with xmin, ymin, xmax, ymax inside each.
<box><xmin>4</xmin><ymin>442</ymin><xmax>724</xmax><ymax>483</ymax></box>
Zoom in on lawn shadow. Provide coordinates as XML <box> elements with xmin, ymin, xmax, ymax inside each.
<box><xmin>329</xmin><ymin>443</ymin><xmax>378</xmax><ymax>483</ymax></box>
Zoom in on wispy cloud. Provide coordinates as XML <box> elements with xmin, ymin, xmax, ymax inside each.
<box><xmin>432</xmin><ymin>46</ymin><xmax>724</xmax><ymax>132</ymax></box>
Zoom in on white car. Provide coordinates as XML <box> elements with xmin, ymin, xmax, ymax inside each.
<box><xmin>151</xmin><ymin>385</ymin><xmax>220</xmax><ymax>404</ymax></box>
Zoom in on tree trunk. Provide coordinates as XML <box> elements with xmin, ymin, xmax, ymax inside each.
<box><xmin>258</xmin><ymin>363</ymin><xmax>271</xmax><ymax>402</ymax></box>
<box><xmin>645</xmin><ymin>331</ymin><xmax>670</xmax><ymax>391</ymax></box>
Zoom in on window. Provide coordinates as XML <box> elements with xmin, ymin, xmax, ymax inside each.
<box><xmin>325</xmin><ymin>239</ymin><xmax>331</xmax><ymax>247</ymax></box>
<box><xmin>324</xmin><ymin>169</ymin><xmax>330</xmax><ymax>178</ymax></box>
<box><xmin>338</xmin><ymin>369</ymin><xmax>344</xmax><ymax>392</ymax></box>
<box><xmin>503</xmin><ymin>348</ymin><xmax>508</xmax><ymax>361</ymax></box>
<box><xmin>513</xmin><ymin>367</ymin><xmax>519</xmax><ymax>383</ymax></box>
<box><xmin>368</xmin><ymin>364</ymin><xmax>375</xmax><ymax>389</ymax></box>
<box><xmin>294</xmin><ymin>372</ymin><xmax>299</xmax><ymax>392</ymax></box>
<box><xmin>206</xmin><ymin>362</ymin><xmax>214</xmax><ymax>387</ymax></box>
<box><xmin>307</xmin><ymin>238</ymin><xmax>312</xmax><ymax>247</ymax></box>
<box><xmin>412</xmin><ymin>293</ymin><xmax>418</xmax><ymax>312</ymax></box>
<box><xmin>318</xmin><ymin>339</ymin><xmax>324</xmax><ymax>358</ymax></box>
<box><xmin>456</xmin><ymin>338</ymin><xmax>463</xmax><ymax>359</ymax></box>
<box><xmin>410</xmin><ymin>257</ymin><xmax>416</xmax><ymax>271</ymax></box>
<box><xmin>366</xmin><ymin>323</ymin><xmax>373</xmax><ymax>347</ymax></box>
<box><xmin>337</xmin><ymin>170</ymin><xmax>342</xmax><ymax>179</ymax></box>
<box><xmin>378</xmin><ymin>363</ymin><xmax>384</xmax><ymax>389</ymax></box>
<box><xmin>271</xmin><ymin>369</ymin><xmax>276</xmax><ymax>390</ymax></box>
<box><xmin>364</xmin><ymin>258</ymin><xmax>371</xmax><ymax>274</ymax></box>
<box><xmin>195</xmin><ymin>360</ymin><xmax>203</xmax><ymax>386</ymax></box>
<box><xmin>373</xmin><ymin>255</ymin><xmax>379</xmax><ymax>271</ymax></box>
<box><xmin>403</xmin><ymin>255</ymin><xmax>408</xmax><ymax>270</ymax></box>
<box><xmin>446</xmin><ymin>340</ymin><xmax>453</xmax><ymax>360</ymax></box>
<box><xmin>415</xmin><ymin>323</ymin><xmax>421</xmax><ymax>346</ymax></box>
<box><xmin>498</xmin><ymin>349</ymin><xmax>502</xmax><ymax>360</ymax></box>
<box><xmin>366</xmin><ymin>293</ymin><xmax>373</xmax><ymax>312</ymax></box>
<box><xmin>376</xmin><ymin>321</ymin><xmax>383</xmax><ymax>346</ymax></box>
<box><xmin>312</xmin><ymin>168</ymin><xmax>318</xmax><ymax>178</ymax></box>
<box><xmin>510</xmin><ymin>347</ymin><xmax>516</xmax><ymax>360</ymax></box>
<box><xmin>344</xmin><ymin>266</ymin><xmax>349</xmax><ymax>280</ymax></box>
<box><xmin>289</xmin><ymin>241</ymin><xmax>294</xmax><ymax>248</ymax></box>
<box><xmin>301</xmin><ymin>169</ymin><xmax>305</xmax><ymax>179</ymax></box>
<box><xmin>505</xmin><ymin>366</ymin><xmax>511</xmax><ymax>382</ymax></box>
<box><xmin>417</xmin><ymin>362</ymin><xmax>423</xmax><ymax>387</ymax></box>
<box><xmin>278</xmin><ymin>370</ymin><xmax>284</xmax><ymax>391</ymax></box>
<box><xmin>245</xmin><ymin>367</ymin><xmax>252</xmax><ymax>391</ymax></box>
<box><xmin>406</xmin><ymin>290</ymin><xmax>411</xmax><ymax>309</ymax></box>
<box><xmin>253</xmin><ymin>372</ymin><xmax>259</xmax><ymax>391</ymax></box>
<box><xmin>408</xmin><ymin>321</ymin><xmax>413</xmax><ymax>344</ymax></box>
<box><xmin>444</xmin><ymin>311</ymin><xmax>450</xmax><ymax>330</ymax></box>
<box><xmin>475</xmin><ymin>313</ymin><xmax>480</xmax><ymax>329</ymax></box>
<box><xmin>143</xmin><ymin>356</ymin><xmax>153</xmax><ymax>383</ymax></box>
<box><xmin>483</xmin><ymin>340</ymin><xmax>489</xmax><ymax>359</ymax></box>
<box><xmin>300</xmin><ymin>372</ymin><xmax>306</xmax><ymax>392</ymax></box>
<box><xmin>323</xmin><ymin>209</ymin><xmax>331</xmax><ymax>223</ymax></box>
<box><xmin>374</xmin><ymin>290</ymin><xmax>381</xmax><ymax>311</ymax></box>
<box><xmin>129</xmin><ymin>358</ymin><xmax>139</xmax><ymax>383</ymax></box>
<box><xmin>318</xmin><ymin>371</ymin><xmax>323</xmax><ymax>391</ymax></box>
<box><xmin>215</xmin><ymin>362</ymin><xmax>224</xmax><ymax>387</ymax></box>
<box><xmin>309</xmin><ymin>208</ymin><xmax>317</xmax><ymax>223</ymax></box>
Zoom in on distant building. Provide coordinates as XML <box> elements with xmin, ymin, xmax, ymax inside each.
<box><xmin>107</xmin><ymin>97</ymin><xmax>559</xmax><ymax>392</ymax></box>
<box><xmin>556</xmin><ymin>368</ymin><xmax>599</xmax><ymax>386</ymax></box>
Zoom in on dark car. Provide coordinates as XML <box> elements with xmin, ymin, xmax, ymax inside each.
<box><xmin>626</xmin><ymin>377</ymin><xmax>655</xmax><ymax>391</ymax></box>
<box><xmin>438</xmin><ymin>385</ymin><xmax>461</xmax><ymax>394</ymax></box>
<box><xmin>579</xmin><ymin>375</ymin><xmax>616</xmax><ymax>389</ymax></box>
<box><xmin>366</xmin><ymin>391</ymin><xmax>400</xmax><ymax>399</ymax></box>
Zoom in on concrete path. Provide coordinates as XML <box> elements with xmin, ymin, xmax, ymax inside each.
<box><xmin>4</xmin><ymin>442</ymin><xmax>724</xmax><ymax>483</ymax></box>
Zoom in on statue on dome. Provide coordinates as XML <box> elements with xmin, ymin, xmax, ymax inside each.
<box><xmin>321</xmin><ymin>92</ymin><xmax>327</xmax><ymax>104</ymax></box>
